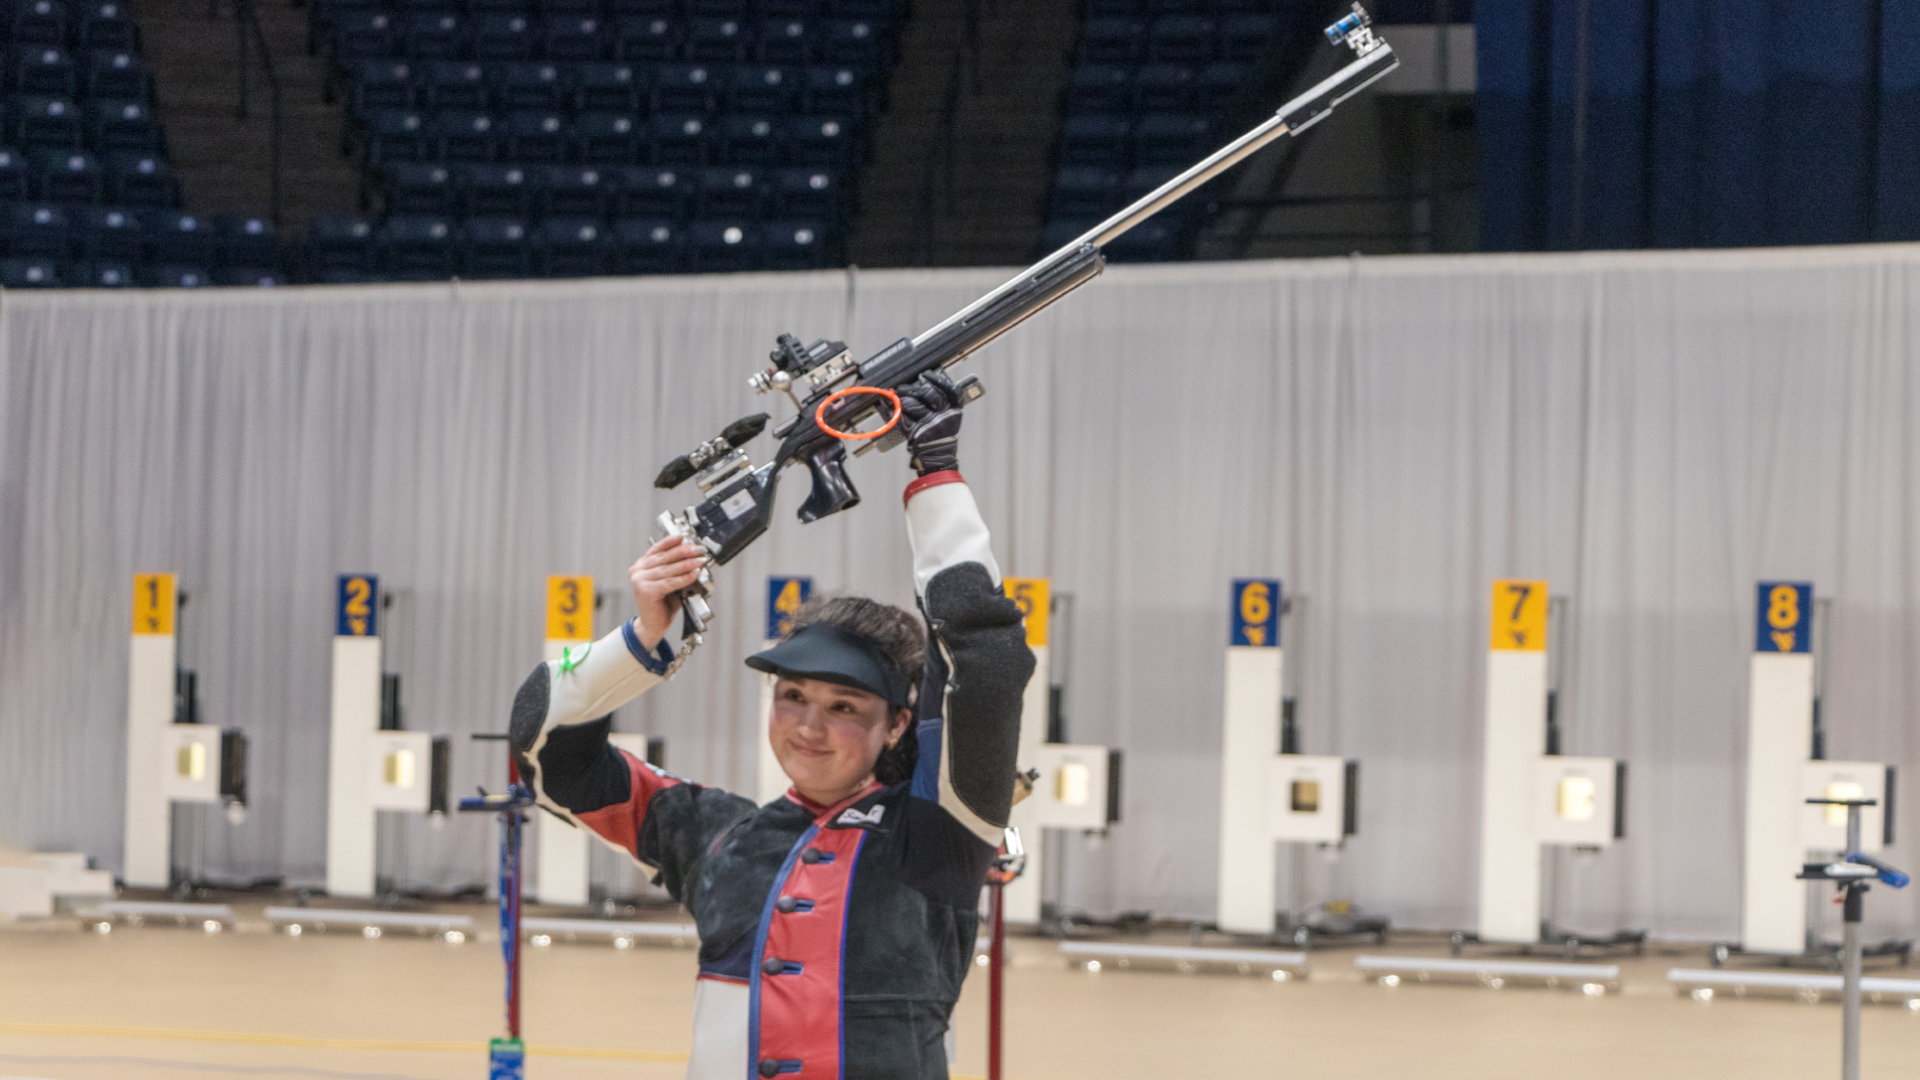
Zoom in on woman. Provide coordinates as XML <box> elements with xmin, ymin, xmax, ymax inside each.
<box><xmin>508</xmin><ymin>372</ymin><xmax>1033</xmax><ymax>1080</ymax></box>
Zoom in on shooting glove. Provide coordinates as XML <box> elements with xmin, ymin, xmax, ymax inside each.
<box><xmin>898</xmin><ymin>371</ymin><xmax>964</xmax><ymax>477</ymax></box>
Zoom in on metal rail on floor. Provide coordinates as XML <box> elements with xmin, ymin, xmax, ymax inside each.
<box><xmin>1356</xmin><ymin>954</ymin><xmax>1621</xmax><ymax>992</ymax></box>
<box><xmin>1668</xmin><ymin>967</ymin><xmax>1920</xmax><ymax>1006</ymax></box>
<box><xmin>1059</xmin><ymin>940</ymin><xmax>1310</xmax><ymax>978</ymax></box>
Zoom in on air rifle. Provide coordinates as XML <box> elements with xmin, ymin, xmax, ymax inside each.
<box><xmin>651</xmin><ymin>4</ymin><xmax>1397</xmax><ymax>658</ymax></box>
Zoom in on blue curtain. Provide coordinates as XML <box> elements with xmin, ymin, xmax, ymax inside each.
<box><xmin>1478</xmin><ymin>0</ymin><xmax>1920</xmax><ymax>251</ymax></box>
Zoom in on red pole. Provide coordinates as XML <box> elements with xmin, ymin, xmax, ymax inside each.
<box><xmin>987</xmin><ymin>881</ymin><xmax>1004</xmax><ymax>1080</ymax></box>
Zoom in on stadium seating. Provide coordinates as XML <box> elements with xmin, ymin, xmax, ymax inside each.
<box><xmin>323</xmin><ymin>0</ymin><xmax>904</xmax><ymax>279</ymax></box>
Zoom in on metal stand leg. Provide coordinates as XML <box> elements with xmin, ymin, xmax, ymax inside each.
<box><xmin>988</xmin><ymin>881</ymin><xmax>1004</xmax><ymax>1080</ymax></box>
<box><xmin>1842</xmin><ymin>886</ymin><xmax>1862</xmax><ymax>1080</ymax></box>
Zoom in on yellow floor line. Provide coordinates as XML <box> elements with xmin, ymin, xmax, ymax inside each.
<box><xmin>0</xmin><ymin>1022</ymin><xmax>687</xmax><ymax>1062</ymax></box>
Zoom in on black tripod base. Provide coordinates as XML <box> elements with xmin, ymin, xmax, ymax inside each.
<box><xmin>1449</xmin><ymin>928</ymin><xmax>1648</xmax><ymax>960</ymax></box>
<box><xmin>1708</xmin><ymin>939</ymin><xmax>1913</xmax><ymax>971</ymax></box>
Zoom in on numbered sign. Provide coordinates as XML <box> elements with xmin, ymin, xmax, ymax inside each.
<box><xmin>1230</xmin><ymin>579</ymin><xmax>1281</xmax><ymax>647</ymax></box>
<box><xmin>1490</xmin><ymin>579</ymin><xmax>1547</xmax><ymax>651</ymax></box>
<box><xmin>546</xmin><ymin>576</ymin><xmax>593</xmax><ymax>641</ymax></box>
<box><xmin>766</xmin><ymin>576</ymin><xmax>813</xmax><ymax>640</ymax></box>
<box><xmin>132</xmin><ymin>573</ymin><xmax>175</xmax><ymax>635</ymax></box>
<box><xmin>337</xmin><ymin>574</ymin><xmax>380</xmax><ymax>637</ymax></box>
<box><xmin>1756</xmin><ymin>581</ymin><xmax>1812</xmax><ymax>654</ymax></box>
<box><xmin>1005</xmin><ymin>578</ymin><xmax>1050</xmax><ymax>647</ymax></box>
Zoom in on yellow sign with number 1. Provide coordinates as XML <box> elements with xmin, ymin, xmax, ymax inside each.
<box><xmin>1490</xmin><ymin>580</ymin><xmax>1548</xmax><ymax>652</ymax></box>
<box><xmin>546</xmin><ymin>576</ymin><xmax>594</xmax><ymax>641</ymax></box>
<box><xmin>132</xmin><ymin>573</ymin><xmax>175</xmax><ymax>635</ymax></box>
<box><xmin>1004</xmin><ymin>578</ymin><xmax>1049</xmax><ymax>648</ymax></box>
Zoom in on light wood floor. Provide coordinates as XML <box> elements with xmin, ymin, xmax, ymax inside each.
<box><xmin>3</xmin><ymin>904</ymin><xmax>1920</xmax><ymax>1080</ymax></box>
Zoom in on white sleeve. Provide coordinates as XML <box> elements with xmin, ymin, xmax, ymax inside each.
<box><xmin>903</xmin><ymin>473</ymin><xmax>1001</xmax><ymax>598</ymax></box>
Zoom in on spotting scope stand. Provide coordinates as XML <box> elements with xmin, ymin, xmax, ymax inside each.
<box><xmin>1798</xmin><ymin>798</ymin><xmax>1909</xmax><ymax>1080</ymax></box>
<box><xmin>649</xmin><ymin>5</ymin><xmax>1398</xmax><ymax>663</ymax></box>
<box><xmin>463</xmin><ymin>733</ymin><xmax>536</xmax><ymax>1080</ymax></box>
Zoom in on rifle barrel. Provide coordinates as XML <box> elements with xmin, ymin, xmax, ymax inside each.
<box><xmin>909</xmin><ymin>40</ymin><xmax>1398</xmax><ymax>354</ymax></box>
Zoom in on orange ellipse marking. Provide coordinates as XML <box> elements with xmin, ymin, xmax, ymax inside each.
<box><xmin>814</xmin><ymin>386</ymin><xmax>902</xmax><ymax>441</ymax></box>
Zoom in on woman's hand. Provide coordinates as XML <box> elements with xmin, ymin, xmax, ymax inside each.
<box><xmin>630</xmin><ymin>536</ymin><xmax>707</xmax><ymax>652</ymax></box>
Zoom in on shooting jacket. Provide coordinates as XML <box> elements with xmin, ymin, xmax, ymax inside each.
<box><xmin>509</xmin><ymin>472</ymin><xmax>1033</xmax><ymax>1080</ymax></box>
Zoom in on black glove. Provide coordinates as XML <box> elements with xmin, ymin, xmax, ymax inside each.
<box><xmin>897</xmin><ymin>371</ymin><xmax>964</xmax><ymax>477</ymax></box>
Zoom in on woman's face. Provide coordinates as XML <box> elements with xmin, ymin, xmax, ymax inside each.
<box><xmin>769</xmin><ymin>676</ymin><xmax>911</xmax><ymax>805</ymax></box>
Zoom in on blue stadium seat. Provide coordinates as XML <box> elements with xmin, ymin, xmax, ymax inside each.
<box><xmin>78</xmin><ymin>2</ymin><xmax>138</xmax><ymax>51</ymax></box>
<box><xmin>652</xmin><ymin>64</ymin><xmax>716</xmax><ymax>113</ymax></box>
<box><xmin>535</xmin><ymin>216</ymin><xmax>608</xmax><ymax>275</ymax></box>
<box><xmin>1135</xmin><ymin>63</ymin><xmax>1193</xmax><ymax>110</ymax></box>
<box><xmin>756</xmin><ymin>18</ymin><xmax>814</xmax><ymax>64</ymax></box>
<box><xmin>4</xmin><ymin>202</ymin><xmax>71</xmax><ymax>258</ymax></box>
<box><xmin>466</xmin><ymin>0</ymin><xmax>534</xmax><ymax>12</ymax></box>
<box><xmin>0</xmin><ymin>147</ymin><xmax>27</xmax><ymax>200</ymax></box>
<box><xmin>102</xmin><ymin>150</ymin><xmax>173</xmax><ymax>205</ymax></box>
<box><xmin>1078</xmin><ymin>17</ymin><xmax>1145</xmax><ymax>63</ymax></box>
<box><xmin>686</xmin><ymin>218</ymin><xmax>758</xmax><ymax>272</ymax></box>
<box><xmin>458</xmin><ymin>215</ymin><xmax>532</xmax><ymax>278</ymax></box>
<box><xmin>717</xmin><ymin>114</ymin><xmax>778</xmax><ymax>163</ymax></box>
<box><xmin>378</xmin><ymin>214</ymin><xmax>455</xmax><ymax>276</ymax></box>
<box><xmin>84</xmin><ymin>49</ymin><xmax>150</xmax><ymax>101</ymax></box>
<box><xmin>613</xmin><ymin>15</ymin><xmax>678</xmax><ymax>61</ymax></box>
<box><xmin>219</xmin><ymin>214</ymin><xmax>279</xmax><ymax>271</ymax></box>
<box><xmin>686</xmin><ymin>17</ymin><xmax>748</xmax><ymax>61</ymax></box>
<box><xmin>685</xmin><ymin>0</ymin><xmax>746</xmax><ymax>15</ymax></box>
<box><xmin>1084</xmin><ymin>0</ymin><xmax>1141</xmax><ymax>14</ymax></box>
<box><xmin>542</xmin><ymin>163</ymin><xmax>609</xmax><ymax>216</ymax></box>
<box><xmin>572</xmin><ymin>110</ymin><xmax>642</xmax><ymax>163</ymax></box>
<box><xmin>462</xmin><ymin>162</ymin><xmax>535</xmax><ymax>216</ymax></box>
<box><xmin>544</xmin><ymin>15</ymin><xmax>607</xmax><ymax>61</ymax></box>
<box><xmin>505</xmin><ymin>109</ymin><xmax>568</xmax><ymax>162</ymax></box>
<box><xmin>403</xmin><ymin>12</ymin><xmax>466</xmax><ymax>59</ymax></box>
<box><xmin>1218</xmin><ymin>14</ymin><xmax>1277</xmax><ymax>60</ymax></box>
<box><xmin>695</xmin><ymin>164</ymin><xmax>762</xmax><ymax>215</ymax></box>
<box><xmin>1057</xmin><ymin>113</ymin><xmax>1129</xmax><ymax>167</ymax></box>
<box><xmin>351</xmin><ymin>60</ymin><xmax>416</xmax><ymax>114</ymax></box>
<box><xmin>0</xmin><ymin>256</ymin><xmax>60</xmax><ymax>285</ymax></box>
<box><xmin>826</xmin><ymin>0</ymin><xmax>897</xmax><ymax>18</ymax></box>
<box><xmin>770</xmin><ymin>165</ymin><xmax>839</xmax><ymax>217</ymax></box>
<box><xmin>216</xmin><ymin>266</ymin><xmax>282</xmax><ymax>287</ymax></box>
<box><xmin>14</xmin><ymin>47</ymin><xmax>76</xmax><ymax>97</ymax></box>
<box><xmin>433</xmin><ymin>110</ymin><xmax>500</xmax><ymax>162</ymax></box>
<box><xmin>380</xmin><ymin>161</ymin><xmax>456</xmax><ymax>214</ymax></box>
<box><xmin>802</xmin><ymin>65</ymin><xmax>866</xmax><ymax>114</ymax></box>
<box><xmin>1050</xmin><ymin>164</ymin><xmax>1121</xmax><ymax>218</ymax></box>
<box><xmin>472</xmin><ymin>14</ymin><xmax>536</xmax><ymax>60</ymax></box>
<box><xmin>1104</xmin><ymin>217</ymin><xmax>1180</xmax><ymax>261</ymax></box>
<box><xmin>648</xmin><ymin>112</ymin><xmax>709</xmax><ymax>164</ymax></box>
<box><xmin>781</xmin><ymin>114</ymin><xmax>849</xmax><ymax>165</ymax></box>
<box><xmin>607</xmin><ymin>0</ymin><xmax>674</xmax><ymax>14</ymax></box>
<box><xmin>72</xmin><ymin>258</ymin><xmax>133</xmax><ymax>285</ymax></box>
<box><xmin>538</xmin><ymin>0</ymin><xmax>601</xmax><ymax>17</ymax></box>
<box><xmin>303</xmin><ymin>214</ymin><xmax>377</xmax><ymax>276</ymax></box>
<box><xmin>1132</xmin><ymin>111</ymin><xmax>1207</xmax><ymax>164</ymax></box>
<box><xmin>151</xmin><ymin>263</ymin><xmax>211</xmax><ymax>287</ymax></box>
<box><xmin>493</xmin><ymin>61</ymin><xmax>564</xmax><ymax>109</ymax></box>
<box><xmin>423</xmin><ymin>61</ymin><xmax>489</xmax><ymax>110</ymax></box>
<box><xmin>727</xmin><ymin>65</ymin><xmax>797</xmax><ymax>113</ymax></box>
<box><xmin>86</xmin><ymin>98</ymin><xmax>161</xmax><ymax>154</ymax></box>
<box><xmin>1142</xmin><ymin>0</ymin><xmax>1201</xmax><ymax>12</ymax></box>
<box><xmin>10</xmin><ymin>0</ymin><xmax>69</xmax><ymax>48</ymax></box>
<box><xmin>12</xmin><ymin>96</ymin><xmax>82</xmax><ymax>151</ymax></box>
<box><xmin>148</xmin><ymin>211</ymin><xmax>220</xmax><ymax>267</ymax></box>
<box><xmin>32</xmin><ymin>148</ymin><xmax>100</xmax><ymax>202</ymax></box>
<box><xmin>329</xmin><ymin>12</ymin><xmax>396</xmax><ymax>68</ymax></box>
<box><xmin>1147</xmin><ymin>15</ymin><xmax>1214</xmax><ymax>62</ymax></box>
<box><xmin>611</xmin><ymin>215</ymin><xmax>681</xmax><ymax>273</ymax></box>
<box><xmin>573</xmin><ymin>61</ymin><xmax>642</xmax><ymax>111</ymax></box>
<box><xmin>1121</xmin><ymin>164</ymin><xmax>1180</xmax><ymax>201</ymax></box>
<box><xmin>1066</xmin><ymin>63</ymin><xmax>1133</xmax><ymax>113</ymax></box>
<box><xmin>74</xmin><ymin>203</ymin><xmax>143</xmax><ymax>259</ymax></box>
<box><xmin>359</xmin><ymin>108</ymin><xmax>427</xmax><ymax>164</ymax></box>
<box><xmin>1194</xmin><ymin>59</ymin><xmax>1251</xmax><ymax>109</ymax></box>
<box><xmin>819</xmin><ymin>19</ymin><xmax>884</xmax><ymax>66</ymax></box>
<box><xmin>611</xmin><ymin>163</ymin><xmax>690</xmax><ymax>216</ymax></box>
<box><xmin>758</xmin><ymin>0</ymin><xmax>828</xmax><ymax>15</ymax></box>
<box><xmin>763</xmin><ymin>218</ymin><xmax>829</xmax><ymax>268</ymax></box>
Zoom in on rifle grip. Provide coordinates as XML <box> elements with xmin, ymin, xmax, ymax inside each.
<box><xmin>797</xmin><ymin>440</ymin><xmax>860</xmax><ymax>523</ymax></box>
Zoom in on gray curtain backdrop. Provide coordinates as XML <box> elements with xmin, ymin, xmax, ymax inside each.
<box><xmin>4</xmin><ymin>245</ymin><xmax>1919</xmax><ymax>940</ymax></box>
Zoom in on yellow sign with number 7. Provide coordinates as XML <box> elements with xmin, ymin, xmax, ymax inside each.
<box><xmin>1490</xmin><ymin>580</ymin><xmax>1548</xmax><ymax>652</ymax></box>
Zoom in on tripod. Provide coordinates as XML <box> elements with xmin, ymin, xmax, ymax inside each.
<box><xmin>1798</xmin><ymin>797</ymin><xmax>1910</xmax><ymax>1080</ymax></box>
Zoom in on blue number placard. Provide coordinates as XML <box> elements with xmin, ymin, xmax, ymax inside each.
<box><xmin>338</xmin><ymin>574</ymin><xmax>379</xmax><ymax>637</ymax></box>
<box><xmin>1231</xmin><ymin>579</ymin><xmax>1281</xmax><ymax>647</ymax></box>
<box><xmin>1756</xmin><ymin>581</ymin><xmax>1811</xmax><ymax>653</ymax></box>
<box><xmin>766</xmin><ymin>576</ymin><xmax>813</xmax><ymax>640</ymax></box>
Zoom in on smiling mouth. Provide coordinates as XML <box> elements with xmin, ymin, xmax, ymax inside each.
<box><xmin>787</xmin><ymin>744</ymin><xmax>833</xmax><ymax>758</ymax></box>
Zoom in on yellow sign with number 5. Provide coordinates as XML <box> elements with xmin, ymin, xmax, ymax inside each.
<box><xmin>1004</xmin><ymin>578</ymin><xmax>1049</xmax><ymax>647</ymax></box>
<box><xmin>1490</xmin><ymin>580</ymin><xmax>1548</xmax><ymax>652</ymax></box>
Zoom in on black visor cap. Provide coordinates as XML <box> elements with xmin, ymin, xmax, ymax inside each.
<box><xmin>745</xmin><ymin>623</ymin><xmax>912</xmax><ymax>709</ymax></box>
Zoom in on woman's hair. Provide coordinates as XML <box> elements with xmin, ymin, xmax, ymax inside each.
<box><xmin>786</xmin><ymin>595</ymin><xmax>925</xmax><ymax>785</ymax></box>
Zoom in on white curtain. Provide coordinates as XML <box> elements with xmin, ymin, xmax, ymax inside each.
<box><xmin>3</xmin><ymin>245</ymin><xmax>1918</xmax><ymax>939</ymax></box>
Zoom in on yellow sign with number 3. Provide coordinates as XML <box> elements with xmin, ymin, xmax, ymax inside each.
<box><xmin>546</xmin><ymin>576</ymin><xmax>594</xmax><ymax>641</ymax></box>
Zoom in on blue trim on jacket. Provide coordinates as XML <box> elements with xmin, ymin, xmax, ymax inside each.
<box><xmin>622</xmin><ymin>619</ymin><xmax>676</xmax><ymax>676</ymax></box>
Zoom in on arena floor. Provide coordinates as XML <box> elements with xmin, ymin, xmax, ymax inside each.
<box><xmin>3</xmin><ymin>903</ymin><xmax>1918</xmax><ymax>1080</ymax></box>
